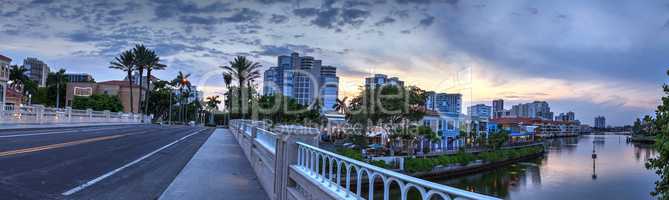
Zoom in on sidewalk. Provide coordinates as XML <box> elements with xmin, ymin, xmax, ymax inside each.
<box><xmin>159</xmin><ymin>129</ymin><xmax>269</xmax><ymax>200</ymax></box>
<box><xmin>0</xmin><ymin>122</ymin><xmax>143</xmax><ymax>130</ymax></box>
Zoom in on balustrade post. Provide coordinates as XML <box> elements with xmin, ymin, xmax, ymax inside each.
<box><xmin>104</xmin><ymin>110</ymin><xmax>110</xmax><ymax>122</ymax></box>
<box><xmin>274</xmin><ymin>126</ymin><xmax>320</xmax><ymax>200</ymax></box>
<box><xmin>66</xmin><ymin>107</ymin><xmax>72</xmax><ymax>122</ymax></box>
<box><xmin>34</xmin><ymin>105</ymin><xmax>45</xmax><ymax>124</ymax></box>
<box><xmin>86</xmin><ymin>109</ymin><xmax>93</xmax><ymax>122</ymax></box>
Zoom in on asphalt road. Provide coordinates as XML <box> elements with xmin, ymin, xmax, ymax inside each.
<box><xmin>0</xmin><ymin>124</ymin><xmax>213</xmax><ymax>200</ymax></box>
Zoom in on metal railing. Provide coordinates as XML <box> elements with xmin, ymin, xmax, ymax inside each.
<box><xmin>255</xmin><ymin>128</ymin><xmax>277</xmax><ymax>154</ymax></box>
<box><xmin>296</xmin><ymin>142</ymin><xmax>501</xmax><ymax>200</ymax></box>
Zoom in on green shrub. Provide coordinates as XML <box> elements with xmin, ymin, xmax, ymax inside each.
<box><xmin>404</xmin><ymin>146</ymin><xmax>544</xmax><ymax>173</ymax></box>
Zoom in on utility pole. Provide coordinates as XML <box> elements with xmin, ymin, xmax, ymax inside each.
<box><xmin>56</xmin><ymin>75</ymin><xmax>60</xmax><ymax>108</ymax></box>
<box><xmin>168</xmin><ymin>91</ymin><xmax>172</xmax><ymax>125</ymax></box>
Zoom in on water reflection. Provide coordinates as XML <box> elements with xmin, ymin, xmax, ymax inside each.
<box><xmin>434</xmin><ymin>135</ymin><xmax>658</xmax><ymax>200</ymax></box>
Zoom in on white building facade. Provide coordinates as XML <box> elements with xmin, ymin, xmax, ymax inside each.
<box><xmin>0</xmin><ymin>55</ymin><xmax>11</xmax><ymax>107</ymax></box>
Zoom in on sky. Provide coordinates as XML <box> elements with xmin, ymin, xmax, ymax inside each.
<box><xmin>1</xmin><ymin>0</ymin><xmax>668</xmax><ymax>126</ymax></box>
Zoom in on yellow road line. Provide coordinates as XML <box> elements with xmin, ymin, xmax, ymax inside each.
<box><xmin>0</xmin><ymin>134</ymin><xmax>127</xmax><ymax>157</ymax></box>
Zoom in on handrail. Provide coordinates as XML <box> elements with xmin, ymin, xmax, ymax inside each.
<box><xmin>255</xmin><ymin>128</ymin><xmax>277</xmax><ymax>154</ymax></box>
<box><xmin>1</xmin><ymin>105</ymin><xmax>150</xmax><ymax>124</ymax></box>
<box><xmin>296</xmin><ymin>142</ymin><xmax>501</xmax><ymax>200</ymax></box>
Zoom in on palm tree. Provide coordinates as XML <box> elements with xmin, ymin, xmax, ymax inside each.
<box><xmin>206</xmin><ymin>96</ymin><xmax>221</xmax><ymax>111</ymax></box>
<box><xmin>172</xmin><ymin>71</ymin><xmax>191</xmax><ymax>122</ymax></box>
<box><xmin>8</xmin><ymin>65</ymin><xmax>29</xmax><ymax>90</ymax></box>
<box><xmin>110</xmin><ymin>50</ymin><xmax>136</xmax><ymax>113</ymax></box>
<box><xmin>142</xmin><ymin>50</ymin><xmax>165</xmax><ymax>117</ymax></box>
<box><xmin>333</xmin><ymin>97</ymin><xmax>349</xmax><ymax>114</ymax></box>
<box><xmin>133</xmin><ymin>44</ymin><xmax>151</xmax><ymax>116</ymax></box>
<box><xmin>222</xmin><ymin>73</ymin><xmax>232</xmax><ymax>124</ymax></box>
<box><xmin>219</xmin><ymin>56</ymin><xmax>262</xmax><ymax>118</ymax></box>
<box><xmin>47</xmin><ymin>69</ymin><xmax>68</xmax><ymax>108</ymax></box>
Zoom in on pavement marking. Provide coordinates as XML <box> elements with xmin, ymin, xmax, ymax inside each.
<box><xmin>61</xmin><ymin>128</ymin><xmax>208</xmax><ymax>196</ymax></box>
<box><xmin>0</xmin><ymin>127</ymin><xmax>133</xmax><ymax>138</ymax></box>
<box><xmin>0</xmin><ymin>134</ymin><xmax>128</xmax><ymax>157</ymax></box>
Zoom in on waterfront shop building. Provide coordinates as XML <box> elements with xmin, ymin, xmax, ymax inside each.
<box><xmin>421</xmin><ymin>110</ymin><xmax>463</xmax><ymax>151</ymax></box>
<box><xmin>493</xmin><ymin>117</ymin><xmax>581</xmax><ymax>140</ymax></box>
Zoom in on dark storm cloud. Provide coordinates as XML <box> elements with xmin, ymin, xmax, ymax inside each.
<box><xmin>152</xmin><ymin>0</ymin><xmax>229</xmax><ymax>18</ymax></box>
<box><xmin>251</xmin><ymin>44</ymin><xmax>322</xmax><ymax>57</ymax></box>
<box><xmin>179</xmin><ymin>16</ymin><xmax>221</xmax><ymax>25</ymax></box>
<box><xmin>344</xmin><ymin>0</ymin><xmax>373</xmax><ymax>8</ymax></box>
<box><xmin>418</xmin><ymin>15</ymin><xmax>435</xmax><ymax>27</ymax></box>
<box><xmin>65</xmin><ymin>32</ymin><xmax>104</xmax><ymax>42</ymax></box>
<box><xmin>374</xmin><ymin>17</ymin><xmax>396</xmax><ymax>26</ymax></box>
<box><xmin>293</xmin><ymin>8</ymin><xmax>319</xmax><ymax>18</ymax></box>
<box><xmin>311</xmin><ymin>8</ymin><xmax>340</xmax><ymax>29</ymax></box>
<box><xmin>30</xmin><ymin>0</ymin><xmax>54</xmax><ymax>4</ymax></box>
<box><xmin>395</xmin><ymin>0</ymin><xmax>431</xmax><ymax>4</ymax></box>
<box><xmin>432</xmin><ymin>0</ymin><xmax>669</xmax><ymax>90</ymax></box>
<box><xmin>269</xmin><ymin>14</ymin><xmax>289</xmax><ymax>24</ymax></box>
<box><xmin>340</xmin><ymin>8</ymin><xmax>370</xmax><ymax>27</ymax></box>
<box><xmin>292</xmin><ymin>6</ymin><xmax>373</xmax><ymax>30</ymax></box>
<box><xmin>223</xmin><ymin>8</ymin><xmax>262</xmax><ymax>23</ymax></box>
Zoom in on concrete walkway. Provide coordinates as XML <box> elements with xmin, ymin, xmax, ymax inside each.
<box><xmin>159</xmin><ymin>129</ymin><xmax>269</xmax><ymax>200</ymax></box>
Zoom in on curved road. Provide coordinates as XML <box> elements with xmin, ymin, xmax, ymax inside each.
<box><xmin>0</xmin><ymin>124</ymin><xmax>213</xmax><ymax>200</ymax></box>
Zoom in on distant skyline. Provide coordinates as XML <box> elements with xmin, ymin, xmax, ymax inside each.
<box><xmin>1</xmin><ymin>0</ymin><xmax>668</xmax><ymax>126</ymax></box>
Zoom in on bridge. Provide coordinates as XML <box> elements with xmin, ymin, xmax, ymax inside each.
<box><xmin>224</xmin><ymin>119</ymin><xmax>500</xmax><ymax>200</ymax></box>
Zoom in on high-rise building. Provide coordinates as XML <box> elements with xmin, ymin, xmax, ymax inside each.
<box><xmin>595</xmin><ymin>116</ymin><xmax>606</xmax><ymax>129</ymax></box>
<box><xmin>364</xmin><ymin>74</ymin><xmax>404</xmax><ymax>88</ymax></box>
<box><xmin>426</xmin><ymin>91</ymin><xmax>462</xmax><ymax>116</ymax></box>
<box><xmin>320</xmin><ymin>66</ymin><xmax>339</xmax><ymax>111</ymax></box>
<box><xmin>510</xmin><ymin>101</ymin><xmax>553</xmax><ymax>120</ymax></box>
<box><xmin>566</xmin><ymin>111</ymin><xmax>575</xmax><ymax>121</ymax></box>
<box><xmin>556</xmin><ymin>111</ymin><xmax>576</xmax><ymax>121</ymax></box>
<box><xmin>468</xmin><ymin>104</ymin><xmax>492</xmax><ymax>119</ymax></box>
<box><xmin>65</xmin><ymin>73</ymin><xmax>94</xmax><ymax>83</ymax></box>
<box><xmin>23</xmin><ymin>57</ymin><xmax>50</xmax><ymax>87</ymax></box>
<box><xmin>492</xmin><ymin>99</ymin><xmax>504</xmax><ymax>119</ymax></box>
<box><xmin>263</xmin><ymin>67</ymin><xmax>278</xmax><ymax>96</ymax></box>
<box><xmin>0</xmin><ymin>54</ymin><xmax>11</xmax><ymax>106</ymax></box>
<box><xmin>262</xmin><ymin>52</ymin><xmax>339</xmax><ymax>111</ymax></box>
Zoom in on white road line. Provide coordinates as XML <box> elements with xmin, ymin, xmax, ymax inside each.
<box><xmin>0</xmin><ymin>126</ymin><xmax>137</xmax><ymax>138</ymax></box>
<box><xmin>61</xmin><ymin>128</ymin><xmax>208</xmax><ymax>196</ymax></box>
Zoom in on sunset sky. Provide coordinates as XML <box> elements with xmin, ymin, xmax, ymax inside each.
<box><xmin>1</xmin><ymin>0</ymin><xmax>668</xmax><ymax>126</ymax></box>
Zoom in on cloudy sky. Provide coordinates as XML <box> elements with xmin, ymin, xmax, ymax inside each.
<box><xmin>1</xmin><ymin>0</ymin><xmax>667</xmax><ymax>126</ymax></box>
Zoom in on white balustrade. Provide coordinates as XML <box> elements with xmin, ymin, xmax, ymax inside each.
<box><xmin>228</xmin><ymin>119</ymin><xmax>499</xmax><ymax>200</ymax></box>
<box><xmin>1</xmin><ymin>104</ymin><xmax>149</xmax><ymax>124</ymax></box>
<box><xmin>296</xmin><ymin>142</ymin><xmax>501</xmax><ymax>200</ymax></box>
<box><xmin>255</xmin><ymin>128</ymin><xmax>277</xmax><ymax>154</ymax></box>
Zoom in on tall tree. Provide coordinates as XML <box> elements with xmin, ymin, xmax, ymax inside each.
<box><xmin>46</xmin><ymin>69</ymin><xmax>68</xmax><ymax>108</ymax></box>
<box><xmin>141</xmin><ymin>49</ymin><xmax>164</xmax><ymax>117</ymax></box>
<box><xmin>145</xmin><ymin>80</ymin><xmax>174</xmax><ymax>121</ymax></box>
<box><xmin>205</xmin><ymin>96</ymin><xmax>221</xmax><ymax>111</ymax></box>
<box><xmin>333</xmin><ymin>97</ymin><xmax>349</xmax><ymax>114</ymax></box>
<box><xmin>219</xmin><ymin>56</ymin><xmax>262</xmax><ymax>118</ymax></box>
<box><xmin>133</xmin><ymin>44</ymin><xmax>151</xmax><ymax>116</ymax></box>
<box><xmin>8</xmin><ymin>65</ymin><xmax>29</xmax><ymax>90</ymax></box>
<box><xmin>172</xmin><ymin>71</ymin><xmax>191</xmax><ymax>122</ymax></box>
<box><xmin>223</xmin><ymin>72</ymin><xmax>232</xmax><ymax>123</ymax></box>
<box><xmin>647</xmin><ymin>69</ymin><xmax>669</xmax><ymax>199</ymax></box>
<box><xmin>109</xmin><ymin>50</ymin><xmax>135</xmax><ymax>113</ymax></box>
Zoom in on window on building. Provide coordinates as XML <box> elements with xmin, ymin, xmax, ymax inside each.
<box><xmin>0</xmin><ymin>84</ymin><xmax>4</xmax><ymax>103</ymax></box>
<box><xmin>74</xmin><ymin>87</ymin><xmax>93</xmax><ymax>96</ymax></box>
